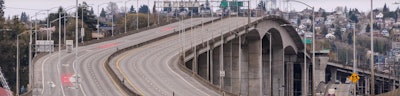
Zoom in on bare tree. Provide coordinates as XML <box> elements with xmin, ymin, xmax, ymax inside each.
<box><xmin>106</xmin><ymin>2</ymin><xmax>119</xmax><ymax>15</ymax></box>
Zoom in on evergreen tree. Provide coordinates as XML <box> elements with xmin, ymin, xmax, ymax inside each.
<box><xmin>383</xmin><ymin>3</ymin><xmax>389</xmax><ymax>13</ymax></box>
<box><xmin>0</xmin><ymin>0</ymin><xmax>4</xmax><ymax>17</ymax></box>
<box><xmin>139</xmin><ymin>5</ymin><xmax>149</xmax><ymax>14</ymax></box>
<box><xmin>100</xmin><ymin>8</ymin><xmax>106</xmax><ymax>17</ymax></box>
<box><xmin>90</xmin><ymin>7</ymin><xmax>94</xmax><ymax>15</ymax></box>
<box><xmin>20</xmin><ymin>12</ymin><xmax>29</xmax><ymax>23</ymax></box>
<box><xmin>334</xmin><ymin>26</ymin><xmax>342</xmax><ymax>40</ymax></box>
<box><xmin>79</xmin><ymin>2</ymin><xmax>98</xmax><ymax>31</ymax></box>
<box><xmin>129</xmin><ymin>5</ymin><xmax>136</xmax><ymax>13</ymax></box>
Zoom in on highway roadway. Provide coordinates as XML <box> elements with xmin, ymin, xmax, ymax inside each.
<box><xmin>111</xmin><ymin>17</ymin><xmax>260</xmax><ymax>96</ymax></box>
<box><xmin>33</xmin><ymin>17</ymin><xmax>216</xmax><ymax>96</ymax></box>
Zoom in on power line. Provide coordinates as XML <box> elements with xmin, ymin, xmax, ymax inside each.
<box><xmin>5</xmin><ymin>7</ymin><xmax>45</xmax><ymax>11</ymax></box>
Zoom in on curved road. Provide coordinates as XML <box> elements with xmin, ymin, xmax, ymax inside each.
<box><xmin>33</xmin><ymin>18</ymin><xmax>216</xmax><ymax>96</ymax></box>
<box><xmin>112</xmin><ymin>17</ymin><xmax>260</xmax><ymax>96</ymax></box>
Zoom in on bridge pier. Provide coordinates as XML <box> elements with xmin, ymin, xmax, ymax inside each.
<box><xmin>198</xmin><ymin>52</ymin><xmax>208</xmax><ymax>79</ymax></box>
<box><xmin>330</xmin><ymin>67</ymin><xmax>337</xmax><ymax>82</ymax></box>
<box><xmin>314</xmin><ymin>54</ymin><xmax>329</xmax><ymax>88</ymax></box>
<box><xmin>285</xmin><ymin>55</ymin><xmax>296</xmax><ymax>96</ymax></box>
<box><xmin>301</xmin><ymin>62</ymin><xmax>309</xmax><ymax>96</ymax></box>
<box><xmin>223</xmin><ymin>41</ymin><xmax>232</xmax><ymax>92</ymax></box>
<box><xmin>247</xmin><ymin>38</ymin><xmax>262</xmax><ymax>96</ymax></box>
<box><xmin>231</xmin><ymin>38</ymin><xmax>241</xmax><ymax>94</ymax></box>
<box><xmin>285</xmin><ymin>61</ymin><xmax>294</xmax><ymax>96</ymax></box>
<box><xmin>272</xmin><ymin>48</ymin><xmax>284</xmax><ymax>96</ymax></box>
<box><xmin>240</xmin><ymin>36</ymin><xmax>249</xmax><ymax>96</ymax></box>
<box><xmin>212</xmin><ymin>46</ymin><xmax>221</xmax><ymax>86</ymax></box>
<box><xmin>262</xmin><ymin>40</ymin><xmax>272</xmax><ymax>96</ymax></box>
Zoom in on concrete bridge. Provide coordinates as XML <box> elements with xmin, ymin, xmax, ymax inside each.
<box><xmin>180</xmin><ymin>15</ymin><xmax>306</xmax><ymax>96</ymax></box>
<box><xmin>177</xmin><ymin>15</ymin><xmax>400</xmax><ymax>96</ymax></box>
<box><xmin>31</xmin><ymin>14</ymin><xmax>400</xmax><ymax>96</ymax></box>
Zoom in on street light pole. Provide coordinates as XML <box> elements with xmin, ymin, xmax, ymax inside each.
<box><xmin>16</xmin><ymin>34</ymin><xmax>20</xmax><ymax>96</ymax></box>
<box><xmin>16</xmin><ymin>31</ymin><xmax>30</xmax><ymax>96</ymax></box>
<box><xmin>124</xmin><ymin>0</ymin><xmax>133</xmax><ymax>33</ymax></box>
<box><xmin>81</xmin><ymin>4</ymin><xmax>84</xmax><ymax>43</ymax></box>
<box><xmin>311</xmin><ymin>6</ymin><xmax>315</xmax><ymax>96</ymax></box>
<box><xmin>287</xmin><ymin>0</ymin><xmax>314</xmax><ymax>95</ymax></box>
<box><xmin>75</xmin><ymin>0</ymin><xmax>80</xmax><ymax>95</ymax></box>
<box><xmin>136</xmin><ymin>0</ymin><xmax>139</xmax><ymax>30</ymax></box>
<box><xmin>97</xmin><ymin>2</ymin><xmax>108</xmax><ymax>40</ymax></box>
<box><xmin>352</xmin><ymin>22</ymin><xmax>357</xmax><ymax>96</ymax></box>
<box><xmin>370</xmin><ymin>0</ymin><xmax>375</xmax><ymax>95</ymax></box>
<box><xmin>147</xmin><ymin>0</ymin><xmax>150</xmax><ymax>28</ymax></box>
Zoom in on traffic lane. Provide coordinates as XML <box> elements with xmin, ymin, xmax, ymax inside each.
<box><xmin>121</xmin><ymin>37</ymin><xmax>183</xmax><ymax>95</ymax></box>
<box><xmin>41</xmin><ymin>53</ymin><xmax>61</xmax><ymax>96</ymax></box>
<box><xmin>34</xmin><ymin>53</ymin><xmax>52</xmax><ymax>95</ymax></box>
<box><xmin>118</xmin><ymin>17</ymin><xmax>253</xmax><ymax>95</ymax></box>
<box><xmin>61</xmin><ymin>50</ymin><xmax>92</xmax><ymax>96</ymax></box>
<box><xmin>70</xmin><ymin>18</ymin><xmax>211</xmax><ymax>95</ymax></box>
<box><xmin>80</xmin><ymin>48</ymin><xmax>124</xmax><ymax>96</ymax></box>
<box><xmin>36</xmin><ymin>19</ymin><xmax>216</xmax><ymax>95</ymax></box>
<box><xmin>72</xmin><ymin>17</ymin><xmax>215</xmax><ymax>95</ymax></box>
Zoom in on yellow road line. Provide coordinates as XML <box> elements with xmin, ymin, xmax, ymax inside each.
<box><xmin>103</xmin><ymin>58</ymin><xmax>128</xmax><ymax>96</ymax></box>
<box><xmin>116</xmin><ymin>48</ymin><xmax>146</xmax><ymax>96</ymax></box>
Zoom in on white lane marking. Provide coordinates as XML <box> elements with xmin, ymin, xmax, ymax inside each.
<box><xmin>62</xmin><ymin>64</ymin><xmax>69</xmax><ymax>67</ymax></box>
<box><xmin>72</xmin><ymin>51</ymin><xmax>88</xmax><ymax>96</ymax></box>
<box><xmin>55</xmin><ymin>52</ymin><xmax>66</xmax><ymax>96</ymax></box>
<box><xmin>41</xmin><ymin>54</ymin><xmax>52</xmax><ymax>95</ymax></box>
<box><xmin>167</xmin><ymin>52</ymin><xmax>210</xmax><ymax>96</ymax></box>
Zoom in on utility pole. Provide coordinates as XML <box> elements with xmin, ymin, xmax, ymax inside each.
<box><xmin>370</xmin><ymin>0</ymin><xmax>375</xmax><ymax>95</ymax></box>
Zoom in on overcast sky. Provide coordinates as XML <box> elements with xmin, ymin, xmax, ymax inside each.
<box><xmin>3</xmin><ymin>0</ymin><xmax>400</xmax><ymax>20</ymax></box>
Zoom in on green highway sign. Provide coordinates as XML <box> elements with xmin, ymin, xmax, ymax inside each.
<box><xmin>302</xmin><ymin>38</ymin><xmax>312</xmax><ymax>44</ymax></box>
<box><xmin>220</xmin><ymin>1</ymin><xmax>243</xmax><ymax>7</ymax></box>
<box><xmin>221</xmin><ymin>1</ymin><xmax>228</xmax><ymax>7</ymax></box>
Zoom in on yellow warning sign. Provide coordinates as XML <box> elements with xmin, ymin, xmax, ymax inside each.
<box><xmin>349</xmin><ymin>73</ymin><xmax>360</xmax><ymax>83</ymax></box>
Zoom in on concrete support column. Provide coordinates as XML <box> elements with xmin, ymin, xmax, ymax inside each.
<box><xmin>223</xmin><ymin>41</ymin><xmax>232</xmax><ymax>92</ymax></box>
<box><xmin>193</xmin><ymin>50</ymin><xmax>198</xmax><ymax>74</ymax></box>
<box><xmin>198</xmin><ymin>52</ymin><xmax>208</xmax><ymax>79</ymax></box>
<box><xmin>210</xmin><ymin>47</ymin><xmax>214</xmax><ymax>83</ymax></box>
<box><xmin>220</xmin><ymin>44</ymin><xmax>224</xmax><ymax>88</ymax></box>
<box><xmin>272</xmin><ymin>48</ymin><xmax>284</xmax><ymax>96</ymax></box>
<box><xmin>286</xmin><ymin>62</ymin><xmax>294</xmax><ymax>96</ymax></box>
<box><xmin>207</xmin><ymin>46</ymin><xmax>210</xmax><ymax>81</ymax></box>
<box><xmin>247</xmin><ymin>39</ymin><xmax>262</xmax><ymax>96</ymax></box>
<box><xmin>231</xmin><ymin>38</ymin><xmax>241</xmax><ymax>94</ymax></box>
<box><xmin>262</xmin><ymin>47</ymin><xmax>271</xmax><ymax>96</ymax></box>
<box><xmin>301</xmin><ymin>63</ymin><xmax>308</xmax><ymax>96</ymax></box>
<box><xmin>240</xmin><ymin>37</ymin><xmax>249</xmax><ymax>96</ymax></box>
<box><xmin>393</xmin><ymin>79</ymin><xmax>396</xmax><ymax>91</ymax></box>
<box><xmin>365</xmin><ymin>78</ymin><xmax>369</xmax><ymax>94</ymax></box>
<box><xmin>314</xmin><ymin>57</ymin><xmax>329</xmax><ymax>88</ymax></box>
<box><xmin>330</xmin><ymin>67</ymin><xmax>337</xmax><ymax>82</ymax></box>
<box><xmin>212</xmin><ymin>46</ymin><xmax>221</xmax><ymax>86</ymax></box>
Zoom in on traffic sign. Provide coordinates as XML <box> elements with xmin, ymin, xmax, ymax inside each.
<box><xmin>349</xmin><ymin>73</ymin><xmax>360</xmax><ymax>83</ymax></box>
<box><xmin>220</xmin><ymin>1</ymin><xmax>228</xmax><ymax>7</ymax></box>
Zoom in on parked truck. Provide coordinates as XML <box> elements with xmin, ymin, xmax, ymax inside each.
<box><xmin>66</xmin><ymin>40</ymin><xmax>73</xmax><ymax>53</ymax></box>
